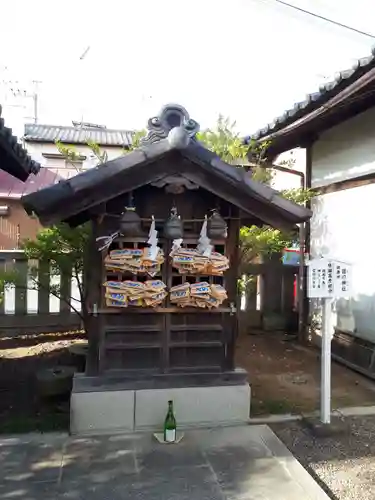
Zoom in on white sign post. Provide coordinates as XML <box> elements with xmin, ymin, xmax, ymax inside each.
<box><xmin>307</xmin><ymin>257</ymin><xmax>352</xmax><ymax>424</ymax></box>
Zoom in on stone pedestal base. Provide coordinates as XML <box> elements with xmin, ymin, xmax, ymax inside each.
<box><xmin>302</xmin><ymin>415</ymin><xmax>350</xmax><ymax>437</ymax></box>
<box><xmin>70</xmin><ymin>371</ymin><xmax>251</xmax><ymax>435</ymax></box>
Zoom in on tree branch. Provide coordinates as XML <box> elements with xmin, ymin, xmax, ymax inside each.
<box><xmin>72</xmin><ymin>264</ymin><xmax>85</xmax><ymax>303</ymax></box>
<box><xmin>27</xmin><ymin>277</ymin><xmax>84</xmax><ymax>320</ymax></box>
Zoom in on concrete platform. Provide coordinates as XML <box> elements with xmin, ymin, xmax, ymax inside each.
<box><xmin>0</xmin><ymin>425</ymin><xmax>330</xmax><ymax>499</ymax></box>
<box><xmin>71</xmin><ymin>374</ymin><xmax>251</xmax><ymax>435</ymax></box>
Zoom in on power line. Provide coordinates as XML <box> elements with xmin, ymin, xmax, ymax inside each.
<box><xmin>270</xmin><ymin>0</ymin><xmax>375</xmax><ymax>40</ymax></box>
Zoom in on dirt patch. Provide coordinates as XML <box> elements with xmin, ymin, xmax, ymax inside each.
<box><xmin>236</xmin><ymin>333</ymin><xmax>375</xmax><ymax>416</ymax></box>
<box><xmin>0</xmin><ymin>331</ymin><xmax>85</xmax><ymax>433</ymax></box>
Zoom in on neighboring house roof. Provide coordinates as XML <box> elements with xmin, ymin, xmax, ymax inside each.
<box><xmin>22</xmin><ymin>104</ymin><xmax>312</xmax><ymax>231</ymax></box>
<box><xmin>0</xmin><ymin>167</ymin><xmax>62</xmax><ymax>199</ymax></box>
<box><xmin>0</xmin><ymin>105</ymin><xmax>41</xmax><ymax>181</ymax></box>
<box><xmin>245</xmin><ymin>48</ymin><xmax>375</xmax><ymax>157</ymax></box>
<box><xmin>23</xmin><ymin>123</ymin><xmax>134</xmax><ymax>147</ymax></box>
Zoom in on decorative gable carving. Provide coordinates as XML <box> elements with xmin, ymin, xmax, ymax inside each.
<box><xmin>140</xmin><ymin>104</ymin><xmax>200</xmax><ymax>146</ymax></box>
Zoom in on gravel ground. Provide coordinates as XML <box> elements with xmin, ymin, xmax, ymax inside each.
<box><xmin>271</xmin><ymin>416</ymin><xmax>375</xmax><ymax>500</ymax></box>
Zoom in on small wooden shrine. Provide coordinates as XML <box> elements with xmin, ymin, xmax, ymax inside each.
<box><xmin>22</xmin><ymin>104</ymin><xmax>311</xmax><ymax>433</ymax></box>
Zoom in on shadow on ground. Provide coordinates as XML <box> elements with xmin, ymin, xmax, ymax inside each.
<box><xmin>0</xmin><ymin>425</ymin><xmax>333</xmax><ymax>500</ymax></box>
<box><xmin>0</xmin><ymin>331</ymin><xmax>85</xmax><ymax>433</ymax></box>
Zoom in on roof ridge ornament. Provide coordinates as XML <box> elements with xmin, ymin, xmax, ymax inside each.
<box><xmin>140</xmin><ymin>104</ymin><xmax>199</xmax><ymax>147</ymax></box>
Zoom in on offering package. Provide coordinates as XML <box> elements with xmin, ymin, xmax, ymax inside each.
<box><xmin>104</xmin><ymin>280</ymin><xmax>167</xmax><ymax>307</ymax></box>
<box><xmin>104</xmin><ymin>248</ymin><xmax>164</xmax><ymax>277</ymax></box>
<box><xmin>170</xmin><ymin>247</ymin><xmax>229</xmax><ymax>275</ymax></box>
<box><xmin>170</xmin><ymin>282</ymin><xmax>227</xmax><ymax>308</ymax></box>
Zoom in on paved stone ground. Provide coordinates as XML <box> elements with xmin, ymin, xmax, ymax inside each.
<box><xmin>0</xmin><ymin>425</ymin><xmax>329</xmax><ymax>500</ymax></box>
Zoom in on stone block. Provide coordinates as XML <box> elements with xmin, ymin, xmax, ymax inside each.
<box><xmin>70</xmin><ymin>389</ymin><xmax>135</xmax><ymax>435</ymax></box>
<box><xmin>134</xmin><ymin>384</ymin><xmax>251</xmax><ymax>431</ymax></box>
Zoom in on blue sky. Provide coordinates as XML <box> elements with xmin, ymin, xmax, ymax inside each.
<box><xmin>1</xmin><ymin>0</ymin><xmax>374</xmax><ymax>137</ymax></box>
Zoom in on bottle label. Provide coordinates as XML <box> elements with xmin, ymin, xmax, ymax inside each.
<box><xmin>165</xmin><ymin>429</ymin><xmax>176</xmax><ymax>443</ymax></box>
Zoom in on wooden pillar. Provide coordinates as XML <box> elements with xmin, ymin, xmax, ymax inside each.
<box><xmin>85</xmin><ymin>219</ymin><xmax>103</xmax><ymax>376</ymax></box>
<box><xmin>224</xmin><ymin>216</ymin><xmax>240</xmax><ymax>371</ymax></box>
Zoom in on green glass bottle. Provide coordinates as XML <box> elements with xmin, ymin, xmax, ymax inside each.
<box><xmin>164</xmin><ymin>400</ymin><xmax>177</xmax><ymax>443</ymax></box>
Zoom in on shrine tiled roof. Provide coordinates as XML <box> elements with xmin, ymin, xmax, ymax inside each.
<box><xmin>22</xmin><ymin>104</ymin><xmax>312</xmax><ymax>231</ymax></box>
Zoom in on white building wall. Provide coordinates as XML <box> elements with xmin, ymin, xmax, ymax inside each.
<box><xmin>272</xmin><ymin>148</ymin><xmax>306</xmax><ymax>191</ymax></box>
<box><xmin>312</xmin><ymin>106</ymin><xmax>375</xmax><ymax>188</ymax></box>
<box><xmin>310</xmin><ymin>107</ymin><xmax>375</xmax><ymax>341</ymax></box>
<box><xmin>25</xmin><ymin>142</ymin><xmax>125</xmax><ymax>178</ymax></box>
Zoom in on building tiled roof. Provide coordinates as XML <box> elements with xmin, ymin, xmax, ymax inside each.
<box><xmin>0</xmin><ymin>105</ymin><xmax>41</xmax><ymax>181</ymax></box>
<box><xmin>0</xmin><ymin>167</ymin><xmax>62</xmax><ymax>199</ymax></box>
<box><xmin>244</xmin><ymin>48</ymin><xmax>375</xmax><ymax>144</ymax></box>
<box><xmin>24</xmin><ymin>124</ymin><xmax>134</xmax><ymax>147</ymax></box>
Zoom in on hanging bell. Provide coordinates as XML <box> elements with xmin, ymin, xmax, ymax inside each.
<box><xmin>207</xmin><ymin>210</ymin><xmax>227</xmax><ymax>239</ymax></box>
<box><xmin>163</xmin><ymin>207</ymin><xmax>183</xmax><ymax>240</ymax></box>
<box><xmin>119</xmin><ymin>207</ymin><xmax>143</xmax><ymax>236</ymax></box>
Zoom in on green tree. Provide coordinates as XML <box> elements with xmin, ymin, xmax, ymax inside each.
<box><xmin>196</xmin><ymin>116</ymin><xmax>314</xmax><ymax>266</ymax></box>
<box><xmin>197</xmin><ymin>115</ymin><xmax>273</xmax><ymax>184</ymax></box>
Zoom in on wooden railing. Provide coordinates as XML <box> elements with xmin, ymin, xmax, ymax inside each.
<box><xmin>0</xmin><ymin>250</ymin><xmax>300</xmax><ymax>337</ymax></box>
<box><xmin>0</xmin><ymin>250</ymin><xmax>81</xmax><ymax>337</ymax></box>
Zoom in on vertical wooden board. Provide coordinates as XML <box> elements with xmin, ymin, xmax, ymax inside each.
<box><xmin>37</xmin><ymin>260</ymin><xmax>50</xmax><ymax>314</ymax></box>
<box><xmin>14</xmin><ymin>257</ymin><xmax>28</xmax><ymax>315</ymax></box>
<box><xmin>60</xmin><ymin>264</ymin><xmax>72</xmax><ymax>313</ymax></box>
<box><xmin>162</xmin><ymin>314</ymin><xmax>171</xmax><ymax>373</ymax></box>
<box><xmin>225</xmin><ymin>218</ymin><xmax>240</xmax><ymax>303</ymax></box>
<box><xmin>245</xmin><ymin>274</ymin><xmax>258</xmax><ymax>311</ymax></box>
<box><xmin>85</xmin><ymin>220</ymin><xmax>104</xmax><ymax>376</ymax></box>
<box><xmin>0</xmin><ymin>258</ymin><xmax>5</xmax><ymax>315</ymax></box>
<box><xmin>223</xmin><ymin>216</ymin><xmax>240</xmax><ymax>370</ymax></box>
<box><xmin>262</xmin><ymin>266</ymin><xmax>283</xmax><ymax>313</ymax></box>
<box><xmin>281</xmin><ymin>269</ymin><xmax>296</xmax><ymax>314</ymax></box>
<box><xmin>162</xmin><ymin>240</ymin><xmax>172</xmax><ymax>373</ymax></box>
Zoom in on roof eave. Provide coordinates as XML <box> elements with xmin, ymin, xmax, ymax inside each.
<box><xmin>23</xmin><ymin>136</ymin><xmax>131</xmax><ymax>148</ymax></box>
<box><xmin>0</xmin><ymin>138</ymin><xmax>41</xmax><ymax>181</ymax></box>
<box><xmin>245</xmin><ymin>50</ymin><xmax>375</xmax><ymax>155</ymax></box>
<box><xmin>22</xmin><ymin>137</ymin><xmax>312</xmax><ymax>230</ymax></box>
<box><xmin>251</xmin><ymin>69</ymin><xmax>375</xmax><ymax>158</ymax></box>
<box><xmin>21</xmin><ymin>139</ymin><xmax>174</xmax><ymax>226</ymax></box>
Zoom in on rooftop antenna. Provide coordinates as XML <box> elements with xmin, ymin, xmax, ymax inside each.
<box><xmin>78</xmin><ymin>46</ymin><xmax>91</xmax><ymax>127</ymax></box>
<box><xmin>80</xmin><ymin>46</ymin><xmax>91</xmax><ymax>60</ymax></box>
<box><xmin>31</xmin><ymin>80</ymin><xmax>41</xmax><ymax>124</ymax></box>
<box><xmin>0</xmin><ymin>77</ymin><xmax>41</xmax><ymax>123</ymax></box>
